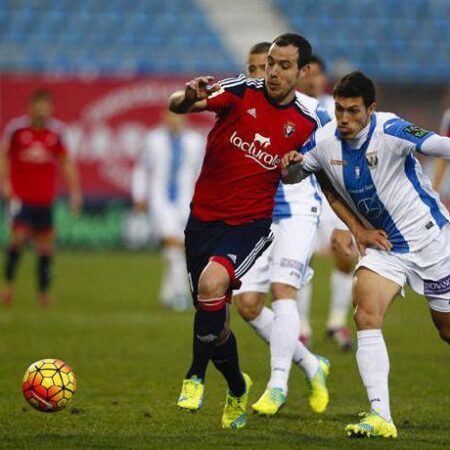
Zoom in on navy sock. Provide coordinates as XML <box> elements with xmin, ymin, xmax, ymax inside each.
<box><xmin>186</xmin><ymin>306</ymin><xmax>227</xmax><ymax>381</ymax></box>
<box><xmin>5</xmin><ymin>247</ymin><xmax>20</xmax><ymax>281</ymax></box>
<box><xmin>37</xmin><ymin>254</ymin><xmax>52</xmax><ymax>293</ymax></box>
<box><xmin>212</xmin><ymin>331</ymin><xmax>246</xmax><ymax>397</ymax></box>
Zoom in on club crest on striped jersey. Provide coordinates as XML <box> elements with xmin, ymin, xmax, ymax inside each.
<box><xmin>366</xmin><ymin>151</ymin><xmax>379</xmax><ymax>169</ymax></box>
<box><xmin>284</xmin><ymin>122</ymin><xmax>296</xmax><ymax>137</ymax></box>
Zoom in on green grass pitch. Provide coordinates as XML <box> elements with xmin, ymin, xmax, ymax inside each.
<box><xmin>0</xmin><ymin>251</ymin><xmax>448</xmax><ymax>449</ymax></box>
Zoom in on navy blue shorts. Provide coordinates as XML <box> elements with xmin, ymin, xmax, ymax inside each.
<box><xmin>185</xmin><ymin>214</ymin><xmax>274</xmax><ymax>305</ymax></box>
<box><xmin>12</xmin><ymin>203</ymin><xmax>53</xmax><ymax>233</ymax></box>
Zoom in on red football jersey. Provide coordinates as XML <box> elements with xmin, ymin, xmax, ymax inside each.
<box><xmin>192</xmin><ymin>75</ymin><xmax>318</xmax><ymax>224</ymax></box>
<box><xmin>3</xmin><ymin>116</ymin><xmax>67</xmax><ymax>206</ymax></box>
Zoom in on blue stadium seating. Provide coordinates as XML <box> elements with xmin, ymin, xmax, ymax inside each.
<box><xmin>0</xmin><ymin>0</ymin><xmax>239</xmax><ymax>75</ymax></box>
<box><xmin>0</xmin><ymin>0</ymin><xmax>448</xmax><ymax>82</ymax></box>
<box><xmin>273</xmin><ymin>0</ymin><xmax>450</xmax><ymax>82</ymax></box>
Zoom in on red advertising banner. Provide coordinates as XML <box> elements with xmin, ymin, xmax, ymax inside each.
<box><xmin>1</xmin><ymin>74</ymin><xmax>214</xmax><ymax>198</ymax></box>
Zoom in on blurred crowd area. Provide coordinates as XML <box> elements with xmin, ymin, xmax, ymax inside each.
<box><xmin>1</xmin><ymin>0</ymin><xmax>450</xmax><ymax>248</ymax></box>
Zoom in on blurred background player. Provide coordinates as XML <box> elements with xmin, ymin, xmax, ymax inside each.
<box><xmin>234</xmin><ymin>42</ymin><xmax>331</xmax><ymax>416</ymax></box>
<box><xmin>0</xmin><ymin>89</ymin><xmax>81</xmax><ymax>305</ymax></box>
<box><xmin>296</xmin><ymin>55</ymin><xmax>356</xmax><ymax>350</ymax></box>
<box><xmin>131</xmin><ymin>110</ymin><xmax>204</xmax><ymax>311</ymax></box>
<box><xmin>432</xmin><ymin>107</ymin><xmax>450</xmax><ymax>199</ymax></box>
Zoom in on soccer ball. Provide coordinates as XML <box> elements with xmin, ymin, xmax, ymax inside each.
<box><xmin>22</xmin><ymin>359</ymin><xmax>76</xmax><ymax>412</ymax></box>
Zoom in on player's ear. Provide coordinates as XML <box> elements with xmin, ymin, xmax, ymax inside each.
<box><xmin>367</xmin><ymin>102</ymin><xmax>376</xmax><ymax>115</ymax></box>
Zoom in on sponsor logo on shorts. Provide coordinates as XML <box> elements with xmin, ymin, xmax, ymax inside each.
<box><xmin>424</xmin><ymin>274</ymin><xmax>450</xmax><ymax>295</ymax></box>
<box><xmin>280</xmin><ymin>258</ymin><xmax>303</xmax><ymax>272</ymax></box>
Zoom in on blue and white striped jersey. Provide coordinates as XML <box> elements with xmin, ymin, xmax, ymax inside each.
<box><xmin>299</xmin><ymin>112</ymin><xmax>450</xmax><ymax>252</ymax></box>
<box><xmin>273</xmin><ymin>92</ymin><xmax>331</xmax><ymax>220</ymax></box>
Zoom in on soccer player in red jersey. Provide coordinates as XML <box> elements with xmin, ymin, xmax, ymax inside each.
<box><xmin>0</xmin><ymin>90</ymin><xmax>81</xmax><ymax>305</ymax></box>
<box><xmin>169</xmin><ymin>33</ymin><xmax>385</xmax><ymax>428</ymax></box>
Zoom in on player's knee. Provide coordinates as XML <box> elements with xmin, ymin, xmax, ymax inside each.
<box><xmin>235</xmin><ymin>294</ymin><xmax>263</xmax><ymax>321</ymax></box>
<box><xmin>198</xmin><ymin>265</ymin><xmax>229</xmax><ymax>298</ymax></box>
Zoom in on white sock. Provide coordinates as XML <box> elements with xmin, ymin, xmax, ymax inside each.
<box><xmin>327</xmin><ymin>269</ymin><xmax>353</xmax><ymax>330</ymax></box>
<box><xmin>160</xmin><ymin>247</ymin><xmax>175</xmax><ymax>305</ymax></box>
<box><xmin>292</xmin><ymin>337</ymin><xmax>319</xmax><ymax>379</ymax></box>
<box><xmin>297</xmin><ymin>282</ymin><xmax>312</xmax><ymax>337</ymax></box>
<box><xmin>356</xmin><ymin>329</ymin><xmax>391</xmax><ymax>421</ymax></box>
<box><xmin>268</xmin><ymin>299</ymin><xmax>300</xmax><ymax>395</ymax></box>
<box><xmin>161</xmin><ymin>246</ymin><xmax>189</xmax><ymax>304</ymax></box>
<box><xmin>249</xmin><ymin>307</ymin><xmax>274</xmax><ymax>344</ymax></box>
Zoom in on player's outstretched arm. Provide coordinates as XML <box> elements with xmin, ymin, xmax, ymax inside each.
<box><xmin>59</xmin><ymin>155</ymin><xmax>82</xmax><ymax>215</ymax></box>
<box><xmin>169</xmin><ymin>76</ymin><xmax>220</xmax><ymax>114</ymax></box>
<box><xmin>316</xmin><ymin>171</ymin><xmax>392</xmax><ymax>256</ymax></box>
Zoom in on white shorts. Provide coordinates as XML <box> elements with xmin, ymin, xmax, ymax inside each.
<box><xmin>235</xmin><ymin>214</ymin><xmax>318</xmax><ymax>294</ymax></box>
<box><xmin>355</xmin><ymin>225</ymin><xmax>450</xmax><ymax>313</ymax></box>
<box><xmin>315</xmin><ymin>200</ymin><xmax>347</xmax><ymax>253</ymax></box>
<box><xmin>151</xmin><ymin>203</ymin><xmax>188</xmax><ymax>241</ymax></box>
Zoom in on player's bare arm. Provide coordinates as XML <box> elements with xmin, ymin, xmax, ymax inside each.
<box><xmin>59</xmin><ymin>155</ymin><xmax>82</xmax><ymax>214</ymax></box>
<box><xmin>315</xmin><ymin>171</ymin><xmax>392</xmax><ymax>256</ymax></box>
<box><xmin>169</xmin><ymin>76</ymin><xmax>220</xmax><ymax>114</ymax></box>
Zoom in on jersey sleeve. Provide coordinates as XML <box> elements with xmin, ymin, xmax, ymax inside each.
<box><xmin>383</xmin><ymin>117</ymin><xmax>436</xmax><ymax>154</ymax></box>
<box><xmin>206</xmin><ymin>74</ymin><xmax>248</xmax><ymax>114</ymax></box>
<box><xmin>299</xmin><ymin>132</ymin><xmax>322</xmax><ymax>173</ymax></box>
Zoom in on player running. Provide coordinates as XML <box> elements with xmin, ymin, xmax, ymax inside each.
<box><xmin>283</xmin><ymin>71</ymin><xmax>450</xmax><ymax>438</ymax></box>
<box><xmin>169</xmin><ymin>34</ymin><xmax>382</xmax><ymax>429</ymax></box>
<box><xmin>234</xmin><ymin>42</ymin><xmax>331</xmax><ymax>417</ymax></box>
<box><xmin>0</xmin><ymin>89</ymin><xmax>81</xmax><ymax>305</ymax></box>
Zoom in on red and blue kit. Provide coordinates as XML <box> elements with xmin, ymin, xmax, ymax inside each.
<box><xmin>185</xmin><ymin>75</ymin><xmax>318</xmax><ymax>302</ymax></box>
<box><xmin>192</xmin><ymin>74</ymin><xmax>318</xmax><ymax>225</ymax></box>
<box><xmin>3</xmin><ymin>116</ymin><xmax>68</xmax><ymax>232</ymax></box>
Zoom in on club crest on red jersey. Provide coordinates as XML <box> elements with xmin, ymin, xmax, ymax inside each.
<box><xmin>284</xmin><ymin>122</ymin><xmax>296</xmax><ymax>137</ymax></box>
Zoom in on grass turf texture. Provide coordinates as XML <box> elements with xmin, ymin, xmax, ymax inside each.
<box><xmin>0</xmin><ymin>251</ymin><xmax>448</xmax><ymax>449</ymax></box>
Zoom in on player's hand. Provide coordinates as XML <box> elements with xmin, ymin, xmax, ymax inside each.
<box><xmin>185</xmin><ymin>76</ymin><xmax>220</xmax><ymax>102</ymax></box>
<box><xmin>281</xmin><ymin>151</ymin><xmax>303</xmax><ymax>169</ymax></box>
<box><xmin>330</xmin><ymin>228</ymin><xmax>355</xmax><ymax>257</ymax></box>
<box><xmin>353</xmin><ymin>228</ymin><xmax>392</xmax><ymax>256</ymax></box>
<box><xmin>69</xmin><ymin>192</ymin><xmax>82</xmax><ymax>216</ymax></box>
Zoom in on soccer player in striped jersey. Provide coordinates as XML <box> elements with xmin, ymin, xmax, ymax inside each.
<box><xmin>235</xmin><ymin>42</ymin><xmax>331</xmax><ymax>417</ymax></box>
<box><xmin>131</xmin><ymin>110</ymin><xmax>204</xmax><ymax>311</ymax></box>
<box><xmin>169</xmin><ymin>34</ymin><xmax>382</xmax><ymax>429</ymax></box>
<box><xmin>283</xmin><ymin>71</ymin><xmax>450</xmax><ymax>438</ymax></box>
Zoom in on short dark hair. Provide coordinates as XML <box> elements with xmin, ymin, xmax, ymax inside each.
<box><xmin>310</xmin><ymin>55</ymin><xmax>326</xmax><ymax>72</ymax></box>
<box><xmin>272</xmin><ymin>33</ymin><xmax>312</xmax><ymax>69</ymax></box>
<box><xmin>333</xmin><ymin>71</ymin><xmax>376</xmax><ymax>108</ymax></box>
<box><xmin>30</xmin><ymin>89</ymin><xmax>53</xmax><ymax>103</ymax></box>
<box><xmin>249</xmin><ymin>42</ymin><xmax>271</xmax><ymax>55</ymax></box>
